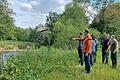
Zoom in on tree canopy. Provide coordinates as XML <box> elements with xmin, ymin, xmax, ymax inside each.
<box><xmin>0</xmin><ymin>0</ymin><xmax>15</xmax><ymax>40</ymax></box>
<box><xmin>52</xmin><ymin>2</ymin><xmax>88</xmax><ymax>49</ymax></box>
<box><xmin>0</xmin><ymin>0</ymin><xmax>120</xmax><ymax>49</ymax></box>
<box><xmin>91</xmin><ymin>3</ymin><xmax>120</xmax><ymax>40</ymax></box>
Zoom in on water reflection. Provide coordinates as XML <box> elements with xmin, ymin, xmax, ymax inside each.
<box><xmin>2</xmin><ymin>51</ymin><xmax>17</xmax><ymax>61</ymax></box>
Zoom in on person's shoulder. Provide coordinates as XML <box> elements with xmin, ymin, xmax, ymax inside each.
<box><xmin>95</xmin><ymin>39</ymin><xmax>98</xmax><ymax>42</ymax></box>
<box><xmin>114</xmin><ymin>39</ymin><xmax>118</xmax><ymax>43</ymax></box>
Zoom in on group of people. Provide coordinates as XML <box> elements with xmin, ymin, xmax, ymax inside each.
<box><xmin>102</xmin><ymin>34</ymin><xmax>118</xmax><ymax>68</ymax></box>
<box><xmin>72</xmin><ymin>29</ymin><xmax>118</xmax><ymax>74</ymax></box>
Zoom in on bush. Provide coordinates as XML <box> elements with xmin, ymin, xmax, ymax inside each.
<box><xmin>0</xmin><ymin>41</ymin><xmax>35</xmax><ymax>50</ymax></box>
<box><xmin>1</xmin><ymin>47</ymin><xmax>78</xmax><ymax>79</ymax></box>
<box><xmin>1</xmin><ymin>47</ymin><xmax>120</xmax><ymax>80</ymax></box>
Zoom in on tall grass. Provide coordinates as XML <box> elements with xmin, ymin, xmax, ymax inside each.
<box><xmin>0</xmin><ymin>46</ymin><xmax>120</xmax><ymax>80</ymax></box>
<box><xmin>0</xmin><ymin>41</ymin><xmax>35</xmax><ymax>50</ymax></box>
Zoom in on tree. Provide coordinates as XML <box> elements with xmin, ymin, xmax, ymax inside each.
<box><xmin>73</xmin><ymin>0</ymin><xmax>117</xmax><ymax>11</ymax></box>
<box><xmin>45</xmin><ymin>12</ymin><xmax>60</xmax><ymax>46</ymax></box>
<box><xmin>91</xmin><ymin>3</ymin><xmax>120</xmax><ymax>40</ymax></box>
<box><xmin>12</xmin><ymin>27</ymin><xmax>30</xmax><ymax>41</ymax></box>
<box><xmin>27</xmin><ymin>27</ymin><xmax>50</xmax><ymax>47</ymax></box>
<box><xmin>73</xmin><ymin>0</ymin><xmax>119</xmax><ymax>24</ymax></box>
<box><xmin>0</xmin><ymin>0</ymin><xmax>15</xmax><ymax>40</ymax></box>
<box><xmin>53</xmin><ymin>2</ymin><xmax>88</xmax><ymax>49</ymax></box>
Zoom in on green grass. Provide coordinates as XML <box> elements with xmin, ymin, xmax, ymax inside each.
<box><xmin>0</xmin><ymin>41</ymin><xmax>35</xmax><ymax>50</ymax></box>
<box><xmin>0</xmin><ymin>46</ymin><xmax>120</xmax><ymax>80</ymax></box>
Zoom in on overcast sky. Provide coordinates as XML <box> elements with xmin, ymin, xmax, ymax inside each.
<box><xmin>7</xmin><ymin>0</ymin><xmax>71</xmax><ymax>28</ymax></box>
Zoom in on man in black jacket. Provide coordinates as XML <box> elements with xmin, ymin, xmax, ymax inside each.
<box><xmin>102</xmin><ymin>34</ymin><xmax>110</xmax><ymax>64</ymax></box>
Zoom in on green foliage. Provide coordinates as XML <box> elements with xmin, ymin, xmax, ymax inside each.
<box><xmin>53</xmin><ymin>3</ymin><xmax>88</xmax><ymax>49</ymax></box>
<box><xmin>0</xmin><ymin>41</ymin><xmax>35</xmax><ymax>50</ymax></box>
<box><xmin>0</xmin><ymin>0</ymin><xmax>15</xmax><ymax>40</ymax></box>
<box><xmin>46</xmin><ymin>12</ymin><xmax>60</xmax><ymax>46</ymax></box>
<box><xmin>12</xmin><ymin>27</ymin><xmax>30</xmax><ymax>41</ymax></box>
<box><xmin>89</xmin><ymin>28</ymin><xmax>100</xmax><ymax>38</ymax></box>
<box><xmin>33</xmin><ymin>30</ymin><xmax>51</xmax><ymax>46</ymax></box>
<box><xmin>92</xmin><ymin>3</ymin><xmax>120</xmax><ymax>40</ymax></box>
<box><xmin>73</xmin><ymin>0</ymin><xmax>117</xmax><ymax>9</ymax></box>
<box><xmin>0</xmin><ymin>0</ymin><xmax>31</xmax><ymax>42</ymax></box>
<box><xmin>46</xmin><ymin>12</ymin><xmax>60</xmax><ymax>31</ymax></box>
<box><xmin>0</xmin><ymin>47</ymin><xmax>120</xmax><ymax>80</ymax></box>
<box><xmin>27</xmin><ymin>27</ymin><xmax>50</xmax><ymax>47</ymax></box>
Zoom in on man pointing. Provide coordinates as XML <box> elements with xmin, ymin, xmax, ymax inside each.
<box><xmin>73</xmin><ymin>29</ymin><xmax>92</xmax><ymax>74</ymax></box>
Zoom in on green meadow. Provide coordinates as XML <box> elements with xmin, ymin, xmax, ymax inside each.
<box><xmin>1</xmin><ymin>0</ymin><xmax>120</xmax><ymax>80</ymax></box>
<box><xmin>0</xmin><ymin>46</ymin><xmax>120</xmax><ymax>80</ymax></box>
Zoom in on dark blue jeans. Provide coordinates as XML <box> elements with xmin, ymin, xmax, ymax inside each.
<box><xmin>78</xmin><ymin>49</ymin><xmax>84</xmax><ymax>66</ymax></box>
<box><xmin>84</xmin><ymin>53</ymin><xmax>91</xmax><ymax>73</ymax></box>
<box><xmin>111</xmin><ymin>52</ymin><xmax>118</xmax><ymax>68</ymax></box>
<box><xmin>90</xmin><ymin>54</ymin><xmax>93</xmax><ymax>66</ymax></box>
<box><xmin>102</xmin><ymin>51</ymin><xmax>109</xmax><ymax>64</ymax></box>
<box><xmin>92</xmin><ymin>52</ymin><xmax>97</xmax><ymax>63</ymax></box>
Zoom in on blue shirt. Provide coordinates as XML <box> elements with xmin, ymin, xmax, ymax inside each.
<box><xmin>92</xmin><ymin>40</ymin><xmax>96</xmax><ymax>52</ymax></box>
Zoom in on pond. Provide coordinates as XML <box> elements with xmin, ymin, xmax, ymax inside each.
<box><xmin>0</xmin><ymin>50</ymin><xmax>27</xmax><ymax>60</ymax></box>
<box><xmin>0</xmin><ymin>51</ymin><xmax>17</xmax><ymax>66</ymax></box>
<box><xmin>1</xmin><ymin>51</ymin><xmax>17</xmax><ymax>61</ymax></box>
<box><xmin>0</xmin><ymin>51</ymin><xmax>17</xmax><ymax>67</ymax></box>
<box><xmin>0</xmin><ymin>50</ymin><xmax>26</xmax><ymax>65</ymax></box>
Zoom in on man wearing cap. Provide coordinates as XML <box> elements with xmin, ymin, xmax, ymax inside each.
<box><xmin>110</xmin><ymin>35</ymin><xmax>118</xmax><ymax>68</ymax></box>
<box><xmin>73</xmin><ymin>29</ymin><xmax>92</xmax><ymax>74</ymax></box>
<box><xmin>102</xmin><ymin>34</ymin><xmax>110</xmax><ymax>64</ymax></box>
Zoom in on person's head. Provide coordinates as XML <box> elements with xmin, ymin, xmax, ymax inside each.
<box><xmin>78</xmin><ymin>32</ymin><xmax>83</xmax><ymax>38</ymax></box>
<box><xmin>111</xmin><ymin>35</ymin><xmax>115</xmax><ymax>40</ymax></box>
<box><xmin>91</xmin><ymin>35</ymin><xmax>95</xmax><ymax>40</ymax></box>
<box><xmin>84</xmin><ymin>29</ymin><xmax>89</xmax><ymax>36</ymax></box>
<box><xmin>105</xmin><ymin>34</ymin><xmax>110</xmax><ymax>39</ymax></box>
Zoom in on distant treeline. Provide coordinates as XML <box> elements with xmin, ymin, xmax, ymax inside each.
<box><xmin>0</xmin><ymin>0</ymin><xmax>120</xmax><ymax>49</ymax></box>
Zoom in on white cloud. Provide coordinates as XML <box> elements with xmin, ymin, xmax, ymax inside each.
<box><xmin>30</xmin><ymin>0</ymin><xmax>38</xmax><ymax>6</ymax></box>
<box><xmin>58</xmin><ymin>0</ymin><xmax>66</xmax><ymax>5</ymax></box>
<box><xmin>7</xmin><ymin>0</ymin><xmax>72</xmax><ymax>28</ymax></box>
<box><xmin>29</xmin><ymin>0</ymin><xmax>71</xmax><ymax>13</ymax></box>
<box><xmin>20</xmin><ymin>3</ymin><xmax>33</xmax><ymax>11</ymax></box>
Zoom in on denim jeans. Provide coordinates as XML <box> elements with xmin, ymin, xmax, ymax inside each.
<box><xmin>84</xmin><ymin>53</ymin><xmax>91</xmax><ymax>73</ymax></box>
<box><xmin>92</xmin><ymin>52</ymin><xmax>97</xmax><ymax>63</ymax></box>
<box><xmin>90</xmin><ymin>53</ymin><xmax>93</xmax><ymax>66</ymax></box>
<box><xmin>111</xmin><ymin>52</ymin><xmax>118</xmax><ymax>68</ymax></box>
<box><xmin>102</xmin><ymin>51</ymin><xmax>109</xmax><ymax>64</ymax></box>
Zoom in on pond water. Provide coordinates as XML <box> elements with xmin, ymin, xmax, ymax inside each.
<box><xmin>1</xmin><ymin>51</ymin><xmax>17</xmax><ymax>62</ymax></box>
<box><xmin>0</xmin><ymin>51</ymin><xmax>18</xmax><ymax>71</ymax></box>
<box><xmin>0</xmin><ymin>51</ymin><xmax>17</xmax><ymax>66</ymax></box>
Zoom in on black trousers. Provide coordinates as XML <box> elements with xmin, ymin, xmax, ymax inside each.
<box><xmin>111</xmin><ymin>52</ymin><xmax>118</xmax><ymax>68</ymax></box>
<box><xmin>102</xmin><ymin>51</ymin><xmax>109</xmax><ymax>64</ymax></box>
<box><xmin>78</xmin><ymin>49</ymin><xmax>84</xmax><ymax>66</ymax></box>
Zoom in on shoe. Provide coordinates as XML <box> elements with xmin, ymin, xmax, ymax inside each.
<box><xmin>86</xmin><ymin>71</ymin><xmax>91</xmax><ymax>74</ymax></box>
<box><xmin>112</xmin><ymin>65</ymin><xmax>117</xmax><ymax>69</ymax></box>
<box><xmin>77</xmin><ymin>64</ymin><xmax>83</xmax><ymax>68</ymax></box>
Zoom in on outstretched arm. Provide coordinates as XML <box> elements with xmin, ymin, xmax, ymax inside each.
<box><xmin>72</xmin><ymin>38</ymin><xmax>83</xmax><ymax>40</ymax></box>
<box><xmin>72</xmin><ymin>35</ymin><xmax>88</xmax><ymax>41</ymax></box>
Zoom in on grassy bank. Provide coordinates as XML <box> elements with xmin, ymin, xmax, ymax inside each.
<box><xmin>0</xmin><ymin>46</ymin><xmax>120</xmax><ymax>80</ymax></box>
<box><xmin>0</xmin><ymin>41</ymin><xmax>35</xmax><ymax>50</ymax></box>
